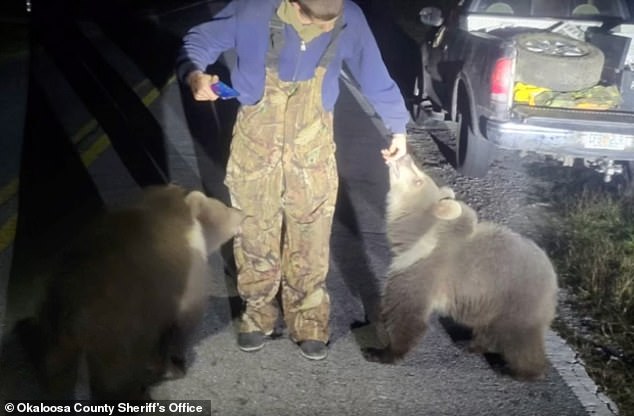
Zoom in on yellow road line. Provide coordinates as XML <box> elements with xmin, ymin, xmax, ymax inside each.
<box><xmin>71</xmin><ymin>119</ymin><xmax>99</xmax><ymax>144</ymax></box>
<box><xmin>0</xmin><ymin>76</ymin><xmax>176</xmax><ymax>203</ymax></box>
<box><xmin>0</xmin><ymin>134</ymin><xmax>115</xmax><ymax>253</ymax></box>
<box><xmin>0</xmin><ymin>75</ymin><xmax>177</xmax><ymax>253</ymax></box>
<box><xmin>142</xmin><ymin>88</ymin><xmax>160</xmax><ymax>107</ymax></box>
<box><xmin>0</xmin><ymin>178</ymin><xmax>18</xmax><ymax>206</ymax></box>
<box><xmin>80</xmin><ymin>134</ymin><xmax>112</xmax><ymax>167</ymax></box>
<box><xmin>0</xmin><ymin>214</ymin><xmax>17</xmax><ymax>253</ymax></box>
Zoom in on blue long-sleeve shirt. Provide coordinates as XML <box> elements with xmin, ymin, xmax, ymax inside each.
<box><xmin>176</xmin><ymin>0</ymin><xmax>410</xmax><ymax>134</ymax></box>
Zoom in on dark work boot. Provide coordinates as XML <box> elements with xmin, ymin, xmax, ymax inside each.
<box><xmin>237</xmin><ymin>330</ymin><xmax>273</xmax><ymax>352</ymax></box>
<box><xmin>298</xmin><ymin>340</ymin><xmax>328</xmax><ymax>361</ymax></box>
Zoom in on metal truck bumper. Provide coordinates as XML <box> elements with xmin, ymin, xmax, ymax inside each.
<box><xmin>486</xmin><ymin>120</ymin><xmax>634</xmax><ymax>159</ymax></box>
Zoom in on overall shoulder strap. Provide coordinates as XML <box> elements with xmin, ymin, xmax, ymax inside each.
<box><xmin>266</xmin><ymin>8</ymin><xmax>285</xmax><ymax>69</ymax></box>
<box><xmin>317</xmin><ymin>16</ymin><xmax>345</xmax><ymax>68</ymax></box>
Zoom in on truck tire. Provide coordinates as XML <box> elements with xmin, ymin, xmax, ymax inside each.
<box><xmin>514</xmin><ymin>32</ymin><xmax>604</xmax><ymax>91</ymax></box>
<box><xmin>456</xmin><ymin>92</ymin><xmax>495</xmax><ymax>178</ymax></box>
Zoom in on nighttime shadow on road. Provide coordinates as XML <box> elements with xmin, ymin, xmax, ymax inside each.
<box><xmin>5</xmin><ymin>0</ymin><xmax>183</xmax><ymax>352</ymax></box>
<box><xmin>331</xmin><ymin>178</ymin><xmax>384</xmax><ymax>340</ymax></box>
<box><xmin>0</xmin><ymin>332</ymin><xmax>45</xmax><ymax>400</ymax></box>
<box><xmin>89</xmin><ymin>0</ymin><xmax>244</xmax><ymax>325</ymax></box>
<box><xmin>177</xmin><ymin>59</ymin><xmax>242</xmax><ymax>321</ymax></box>
<box><xmin>28</xmin><ymin>0</ymin><xmax>232</xmax><ymax>191</ymax></box>
<box><xmin>90</xmin><ymin>0</ymin><xmax>244</xmax><ymax>321</ymax></box>
<box><xmin>2</xmin><ymin>1</ymin><xmax>252</xmax><ymax>400</ymax></box>
<box><xmin>440</xmin><ymin>315</ymin><xmax>550</xmax><ymax>378</ymax></box>
<box><xmin>177</xmin><ymin>61</ymin><xmax>237</xmax><ymax>201</ymax></box>
<box><xmin>4</xmin><ymin>75</ymin><xmax>106</xmax><ymax>326</ymax></box>
<box><xmin>415</xmin><ymin>120</ymin><xmax>459</xmax><ymax>168</ymax></box>
<box><xmin>524</xmin><ymin>158</ymin><xmax>630</xmax><ymax>197</ymax></box>
<box><xmin>437</xmin><ymin>316</ymin><xmax>510</xmax><ymax>375</ymax></box>
<box><xmin>1</xmin><ymin>72</ymin><xmax>106</xmax><ymax>400</ymax></box>
<box><xmin>87</xmin><ymin>0</ymin><xmax>187</xmax><ymax>89</ymax></box>
<box><xmin>30</xmin><ymin>0</ymin><xmax>175</xmax><ymax>187</ymax></box>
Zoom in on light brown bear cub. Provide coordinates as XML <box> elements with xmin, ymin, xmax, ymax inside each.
<box><xmin>363</xmin><ymin>155</ymin><xmax>558</xmax><ymax>380</ymax></box>
<box><xmin>18</xmin><ymin>185</ymin><xmax>244</xmax><ymax>399</ymax></box>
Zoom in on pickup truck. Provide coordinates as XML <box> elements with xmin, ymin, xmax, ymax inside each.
<box><xmin>415</xmin><ymin>0</ymin><xmax>634</xmax><ymax>180</ymax></box>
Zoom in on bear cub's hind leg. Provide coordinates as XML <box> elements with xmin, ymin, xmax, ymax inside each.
<box><xmin>499</xmin><ymin>326</ymin><xmax>548</xmax><ymax>381</ymax></box>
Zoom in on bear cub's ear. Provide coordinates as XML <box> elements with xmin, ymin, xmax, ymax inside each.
<box><xmin>432</xmin><ymin>199</ymin><xmax>462</xmax><ymax>220</ymax></box>
<box><xmin>185</xmin><ymin>191</ymin><xmax>245</xmax><ymax>224</ymax></box>
<box><xmin>185</xmin><ymin>191</ymin><xmax>246</xmax><ymax>254</ymax></box>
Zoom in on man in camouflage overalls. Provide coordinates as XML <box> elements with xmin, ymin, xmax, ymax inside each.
<box><xmin>178</xmin><ymin>0</ymin><xmax>410</xmax><ymax>360</ymax></box>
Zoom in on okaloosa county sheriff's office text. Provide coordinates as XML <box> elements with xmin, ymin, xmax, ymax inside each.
<box><xmin>9</xmin><ymin>402</ymin><xmax>206</xmax><ymax>414</ymax></box>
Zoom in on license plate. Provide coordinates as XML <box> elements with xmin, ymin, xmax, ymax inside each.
<box><xmin>581</xmin><ymin>133</ymin><xmax>634</xmax><ymax>150</ymax></box>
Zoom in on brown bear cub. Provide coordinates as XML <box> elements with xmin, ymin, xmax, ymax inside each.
<box><xmin>17</xmin><ymin>185</ymin><xmax>244</xmax><ymax>399</ymax></box>
<box><xmin>363</xmin><ymin>155</ymin><xmax>558</xmax><ymax>381</ymax></box>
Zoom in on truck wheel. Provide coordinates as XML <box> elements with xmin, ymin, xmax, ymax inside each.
<box><xmin>514</xmin><ymin>32</ymin><xmax>604</xmax><ymax>91</ymax></box>
<box><xmin>456</xmin><ymin>94</ymin><xmax>495</xmax><ymax>178</ymax></box>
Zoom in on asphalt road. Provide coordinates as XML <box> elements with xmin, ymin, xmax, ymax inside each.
<box><xmin>0</xmin><ymin>1</ymin><xmax>620</xmax><ymax>415</ymax></box>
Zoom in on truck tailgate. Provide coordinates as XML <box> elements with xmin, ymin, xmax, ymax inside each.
<box><xmin>512</xmin><ymin>104</ymin><xmax>634</xmax><ymax>135</ymax></box>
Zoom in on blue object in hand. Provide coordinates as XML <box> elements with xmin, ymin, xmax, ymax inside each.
<box><xmin>211</xmin><ymin>81</ymin><xmax>240</xmax><ymax>99</ymax></box>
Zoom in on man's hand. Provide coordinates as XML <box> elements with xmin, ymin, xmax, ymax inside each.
<box><xmin>381</xmin><ymin>133</ymin><xmax>407</xmax><ymax>163</ymax></box>
<box><xmin>187</xmin><ymin>70</ymin><xmax>220</xmax><ymax>101</ymax></box>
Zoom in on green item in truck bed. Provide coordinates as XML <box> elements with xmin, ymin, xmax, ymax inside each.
<box><xmin>533</xmin><ymin>84</ymin><xmax>622</xmax><ymax>110</ymax></box>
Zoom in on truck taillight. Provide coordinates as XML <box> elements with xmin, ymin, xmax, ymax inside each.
<box><xmin>490</xmin><ymin>57</ymin><xmax>514</xmax><ymax>103</ymax></box>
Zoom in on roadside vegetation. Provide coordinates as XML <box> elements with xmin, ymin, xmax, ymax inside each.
<box><xmin>537</xmin><ymin>166</ymin><xmax>634</xmax><ymax>416</ymax></box>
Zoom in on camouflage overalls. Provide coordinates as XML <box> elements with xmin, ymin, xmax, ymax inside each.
<box><xmin>224</xmin><ymin>15</ymin><xmax>342</xmax><ymax>343</ymax></box>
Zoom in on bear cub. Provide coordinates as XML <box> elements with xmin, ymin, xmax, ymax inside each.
<box><xmin>17</xmin><ymin>185</ymin><xmax>244</xmax><ymax>399</ymax></box>
<box><xmin>363</xmin><ymin>155</ymin><xmax>558</xmax><ymax>381</ymax></box>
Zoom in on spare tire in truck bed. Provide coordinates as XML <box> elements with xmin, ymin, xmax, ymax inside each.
<box><xmin>514</xmin><ymin>32</ymin><xmax>605</xmax><ymax>91</ymax></box>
